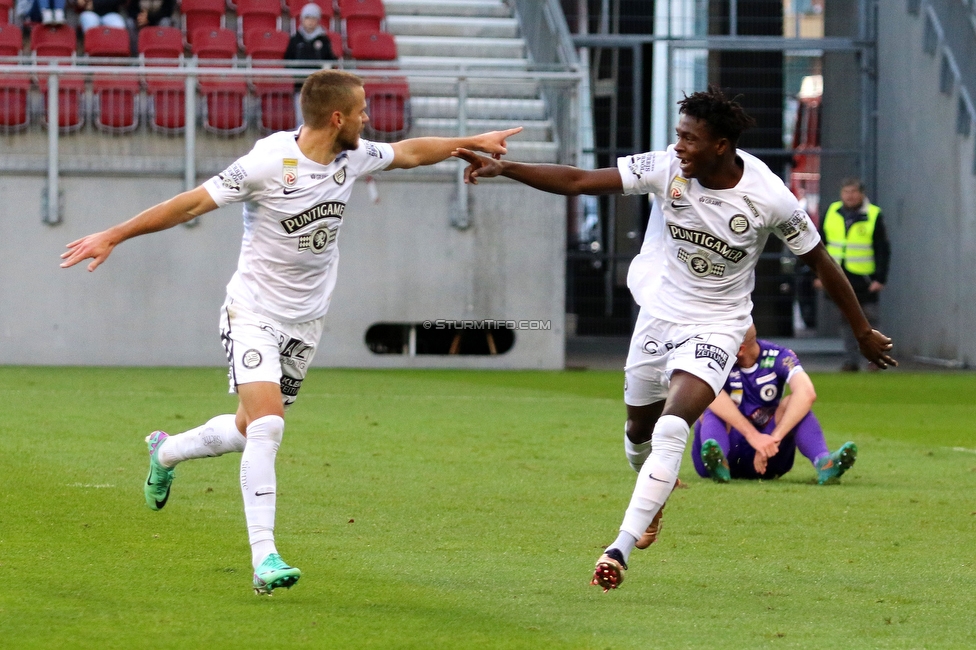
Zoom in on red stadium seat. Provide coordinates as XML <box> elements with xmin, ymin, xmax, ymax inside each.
<box><xmin>244</xmin><ymin>29</ymin><xmax>294</xmax><ymax>133</ymax></box>
<box><xmin>138</xmin><ymin>25</ymin><xmax>184</xmax><ymax>60</ymax></box>
<box><xmin>363</xmin><ymin>76</ymin><xmax>409</xmax><ymax>141</ymax></box>
<box><xmin>338</xmin><ymin>0</ymin><xmax>385</xmax><ymax>37</ymax></box>
<box><xmin>181</xmin><ymin>0</ymin><xmax>226</xmax><ymax>47</ymax></box>
<box><xmin>236</xmin><ymin>0</ymin><xmax>281</xmax><ymax>49</ymax></box>
<box><xmin>31</xmin><ymin>25</ymin><xmax>84</xmax><ymax>131</ymax></box>
<box><xmin>30</xmin><ymin>23</ymin><xmax>76</xmax><ymax>57</ymax></box>
<box><xmin>139</xmin><ymin>27</ymin><xmax>186</xmax><ymax>133</ymax></box>
<box><xmin>243</xmin><ymin>27</ymin><xmax>288</xmax><ymax>59</ymax></box>
<box><xmin>347</xmin><ymin>29</ymin><xmax>396</xmax><ymax>60</ymax></box>
<box><xmin>0</xmin><ymin>0</ymin><xmax>13</xmax><ymax>24</ymax></box>
<box><xmin>193</xmin><ymin>28</ymin><xmax>247</xmax><ymax>134</ymax></box>
<box><xmin>83</xmin><ymin>25</ymin><xmax>131</xmax><ymax>57</ymax></box>
<box><xmin>85</xmin><ymin>27</ymin><xmax>138</xmax><ymax>132</ymax></box>
<box><xmin>0</xmin><ymin>22</ymin><xmax>30</xmax><ymax>131</ymax></box>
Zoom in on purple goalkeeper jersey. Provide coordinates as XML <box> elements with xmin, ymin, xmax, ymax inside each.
<box><xmin>725</xmin><ymin>339</ymin><xmax>803</xmax><ymax>428</ymax></box>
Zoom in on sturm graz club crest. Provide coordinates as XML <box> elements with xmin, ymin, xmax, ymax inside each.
<box><xmin>333</xmin><ymin>166</ymin><xmax>346</xmax><ymax>185</ymax></box>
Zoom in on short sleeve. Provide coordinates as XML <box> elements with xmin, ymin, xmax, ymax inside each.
<box><xmin>616</xmin><ymin>150</ymin><xmax>671</xmax><ymax>197</ymax></box>
<box><xmin>203</xmin><ymin>147</ymin><xmax>272</xmax><ymax>207</ymax></box>
<box><xmin>768</xmin><ymin>189</ymin><xmax>821</xmax><ymax>256</ymax></box>
<box><xmin>348</xmin><ymin>139</ymin><xmax>394</xmax><ymax>175</ymax></box>
<box><xmin>776</xmin><ymin>348</ymin><xmax>804</xmax><ymax>383</ymax></box>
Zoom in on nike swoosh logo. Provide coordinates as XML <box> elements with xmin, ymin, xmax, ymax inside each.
<box><xmin>283</xmin><ymin>188</ymin><xmax>301</xmax><ymax>195</ymax></box>
<box><xmin>255</xmin><ymin>490</ymin><xmax>275</xmax><ymax>496</ymax></box>
<box><xmin>648</xmin><ymin>474</ymin><xmax>669</xmax><ymax>483</ymax></box>
<box><xmin>671</xmin><ymin>201</ymin><xmax>690</xmax><ymax>209</ymax></box>
<box><xmin>707</xmin><ymin>361</ymin><xmax>720</xmax><ymax>372</ymax></box>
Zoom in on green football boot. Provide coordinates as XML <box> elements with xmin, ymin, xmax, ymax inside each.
<box><xmin>700</xmin><ymin>439</ymin><xmax>731</xmax><ymax>483</ymax></box>
<box><xmin>253</xmin><ymin>553</ymin><xmax>302</xmax><ymax>595</ymax></box>
<box><xmin>817</xmin><ymin>442</ymin><xmax>858</xmax><ymax>485</ymax></box>
<box><xmin>144</xmin><ymin>431</ymin><xmax>175</xmax><ymax>511</ymax></box>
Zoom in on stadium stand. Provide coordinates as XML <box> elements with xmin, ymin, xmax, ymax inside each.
<box><xmin>363</xmin><ymin>75</ymin><xmax>409</xmax><ymax>140</ymax></box>
<box><xmin>181</xmin><ymin>0</ymin><xmax>226</xmax><ymax>47</ymax></box>
<box><xmin>138</xmin><ymin>25</ymin><xmax>186</xmax><ymax>133</ymax></box>
<box><xmin>192</xmin><ymin>27</ymin><xmax>248</xmax><ymax>134</ymax></box>
<box><xmin>338</xmin><ymin>0</ymin><xmax>385</xmax><ymax>40</ymax></box>
<box><xmin>0</xmin><ymin>22</ymin><xmax>29</xmax><ymax>131</ymax></box>
<box><xmin>347</xmin><ymin>28</ymin><xmax>395</xmax><ymax>60</ymax></box>
<box><xmin>85</xmin><ymin>26</ymin><xmax>140</xmax><ymax>132</ymax></box>
<box><xmin>283</xmin><ymin>0</ymin><xmax>333</xmax><ymax>29</ymax></box>
<box><xmin>0</xmin><ymin>0</ymin><xmax>12</xmax><ymax>25</ymax></box>
<box><xmin>384</xmin><ymin>0</ymin><xmax>558</xmax><ymax>164</ymax></box>
<box><xmin>31</xmin><ymin>24</ymin><xmax>85</xmax><ymax>132</ymax></box>
<box><xmin>235</xmin><ymin>0</ymin><xmax>282</xmax><ymax>49</ymax></box>
<box><xmin>244</xmin><ymin>27</ymin><xmax>295</xmax><ymax>132</ymax></box>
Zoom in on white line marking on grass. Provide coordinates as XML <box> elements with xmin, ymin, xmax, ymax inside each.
<box><xmin>67</xmin><ymin>483</ymin><xmax>115</xmax><ymax>488</ymax></box>
<box><xmin>951</xmin><ymin>447</ymin><xmax>976</xmax><ymax>454</ymax></box>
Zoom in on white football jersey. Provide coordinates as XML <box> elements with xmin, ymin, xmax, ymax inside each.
<box><xmin>619</xmin><ymin>146</ymin><xmax>821</xmax><ymax>325</ymax></box>
<box><xmin>204</xmin><ymin>131</ymin><xmax>394</xmax><ymax>323</ymax></box>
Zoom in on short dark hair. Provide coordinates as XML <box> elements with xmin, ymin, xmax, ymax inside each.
<box><xmin>840</xmin><ymin>176</ymin><xmax>865</xmax><ymax>191</ymax></box>
<box><xmin>677</xmin><ymin>86</ymin><xmax>756</xmax><ymax>146</ymax></box>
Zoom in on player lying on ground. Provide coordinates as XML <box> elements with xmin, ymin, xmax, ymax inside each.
<box><xmin>453</xmin><ymin>86</ymin><xmax>896</xmax><ymax>592</ymax></box>
<box><xmin>692</xmin><ymin>324</ymin><xmax>857</xmax><ymax>485</ymax></box>
<box><xmin>61</xmin><ymin>69</ymin><xmax>521</xmax><ymax>596</ymax></box>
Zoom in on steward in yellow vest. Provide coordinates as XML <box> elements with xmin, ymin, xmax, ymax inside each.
<box><xmin>820</xmin><ymin>183</ymin><xmax>890</xmax><ymax>305</ymax></box>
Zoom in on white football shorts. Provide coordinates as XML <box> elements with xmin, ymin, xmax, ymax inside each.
<box><xmin>623</xmin><ymin>308</ymin><xmax>750</xmax><ymax>407</ymax></box>
<box><xmin>219</xmin><ymin>297</ymin><xmax>325</xmax><ymax>408</ymax></box>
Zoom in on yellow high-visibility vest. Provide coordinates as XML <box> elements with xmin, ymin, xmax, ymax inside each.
<box><xmin>823</xmin><ymin>201</ymin><xmax>880</xmax><ymax>275</ymax></box>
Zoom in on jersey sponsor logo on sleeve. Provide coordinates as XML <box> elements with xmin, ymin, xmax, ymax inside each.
<box><xmin>776</xmin><ymin>210</ymin><xmax>811</xmax><ymax>241</ymax></box>
<box><xmin>667</xmin><ymin>223</ymin><xmax>747</xmax><ymax>263</ymax></box>
<box><xmin>729</xmin><ymin>214</ymin><xmax>749</xmax><ymax>233</ymax></box>
<box><xmin>218</xmin><ymin>162</ymin><xmax>247</xmax><ymax>191</ymax></box>
<box><xmin>669</xmin><ymin>176</ymin><xmax>688</xmax><ymax>199</ymax></box>
<box><xmin>781</xmin><ymin>354</ymin><xmax>797</xmax><ymax>371</ymax></box>
<box><xmin>334</xmin><ymin>166</ymin><xmax>346</xmax><ymax>185</ymax></box>
<box><xmin>282</xmin><ymin>158</ymin><xmax>298</xmax><ymax>187</ymax></box>
<box><xmin>695</xmin><ymin>343</ymin><xmax>729</xmax><ymax>367</ymax></box>
<box><xmin>627</xmin><ymin>153</ymin><xmax>656</xmax><ymax>179</ymax></box>
<box><xmin>364</xmin><ymin>142</ymin><xmax>383</xmax><ymax>158</ymax></box>
<box><xmin>279</xmin><ymin>200</ymin><xmax>346</xmax><ymax>234</ymax></box>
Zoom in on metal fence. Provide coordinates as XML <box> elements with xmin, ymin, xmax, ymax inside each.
<box><xmin>0</xmin><ymin>58</ymin><xmax>580</xmax><ymax>228</ymax></box>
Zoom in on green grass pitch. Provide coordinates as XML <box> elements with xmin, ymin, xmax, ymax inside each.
<box><xmin>1</xmin><ymin>367</ymin><xmax>974</xmax><ymax>649</ymax></box>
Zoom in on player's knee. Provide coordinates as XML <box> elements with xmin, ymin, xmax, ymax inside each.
<box><xmin>246</xmin><ymin>414</ymin><xmax>284</xmax><ymax>444</ymax></box>
<box><xmin>626</xmin><ymin>416</ymin><xmax>655</xmax><ymax>444</ymax></box>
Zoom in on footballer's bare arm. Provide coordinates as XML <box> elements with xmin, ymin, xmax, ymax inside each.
<box><xmin>452</xmin><ymin>148</ymin><xmax>624</xmax><ymax>196</ymax></box>
<box><xmin>60</xmin><ymin>186</ymin><xmax>218</xmax><ymax>272</ymax></box>
<box><xmin>387</xmin><ymin>127</ymin><xmax>523</xmax><ymax>170</ymax></box>
<box><xmin>799</xmin><ymin>243</ymin><xmax>897</xmax><ymax>368</ymax></box>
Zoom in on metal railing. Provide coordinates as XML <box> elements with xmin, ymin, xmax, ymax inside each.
<box><xmin>0</xmin><ymin>58</ymin><xmax>580</xmax><ymax>225</ymax></box>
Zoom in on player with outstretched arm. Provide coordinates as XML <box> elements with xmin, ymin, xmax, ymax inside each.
<box><xmin>61</xmin><ymin>69</ymin><xmax>521</xmax><ymax>595</ymax></box>
<box><xmin>453</xmin><ymin>86</ymin><xmax>896</xmax><ymax>592</ymax></box>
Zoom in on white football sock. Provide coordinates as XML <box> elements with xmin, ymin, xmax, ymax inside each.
<box><xmin>624</xmin><ymin>427</ymin><xmax>652</xmax><ymax>473</ymax></box>
<box><xmin>609</xmin><ymin>531</ymin><xmax>638</xmax><ymax>564</ymax></box>
<box><xmin>618</xmin><ymin>415</ymin><xmax>688</xmax><ymax>539</ymax></box>
<box><xmin>241</xmin><ymin>415</ymin><xmax>284</xmax><ymax>569</ymax></box>
<box><xmin>157</xmin><ymin>414</ymin><xmax>246</xmax><ymax>468</ymax></box>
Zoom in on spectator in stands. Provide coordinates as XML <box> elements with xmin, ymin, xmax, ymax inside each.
<box><xmin>16</xmin><ymin>0</ymin><xmax>67</xmax><ymax>25</ymax></box>
<box><xmin>285</xmin><ymin>3</ymin><xmax>335</xmax><ymax>62</ymax></box>
<box><xmin>125</xmin><ymin>0</ymin><xmax>175</xmax><ymax>52</ymax></box>
<box><xmin>75</xmin><ymin>0</ymin><xmax>127</xmax><ymax>33</ymax></box>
